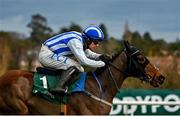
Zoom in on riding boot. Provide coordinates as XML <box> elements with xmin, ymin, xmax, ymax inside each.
<box><xmin>50</xmin><ymin>67</ymin><xmax>76</xmax><ymax>94</ymax></box>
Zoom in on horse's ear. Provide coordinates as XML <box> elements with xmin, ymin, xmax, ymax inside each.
<box><xmin>123</xmin><ymin>40</ymin><xmax>131</xmax><ymax>52</ymax></box>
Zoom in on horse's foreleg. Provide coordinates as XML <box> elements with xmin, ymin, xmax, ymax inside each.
<box><xmin>27</xmin><ymin>96</ymin><xmax>62</xmax><ymax>114</ymax></box>
<box><xmin>0</xmin><ymin>96</ymin><xmax>12</xmax><ymax>114</ymax></box>
<box><xmin>3</xmin><ymin>84</ymin><xmax>29</xmax><ymax>114</ymax></box>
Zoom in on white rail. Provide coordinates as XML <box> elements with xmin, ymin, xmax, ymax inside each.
<box><xmin>113</xmin><ymin>101</ymin><xmax>180</xmax><ymax>105</ymax></box>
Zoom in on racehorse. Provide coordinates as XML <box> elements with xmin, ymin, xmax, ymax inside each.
<box><xmin>0</xmin><ymin>41</ymin><xmax>165</xmax><ymax>115</ymax></box>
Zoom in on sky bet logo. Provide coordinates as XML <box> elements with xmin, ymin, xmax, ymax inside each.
<box><xmin>110</xmin><ymin>94</ymin><xmax>180</xmax><ymax>115</ymax></box>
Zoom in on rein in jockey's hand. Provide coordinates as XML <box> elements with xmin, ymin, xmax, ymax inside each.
<box><xmin>73</xmin><ymin>63</ymin><xmax>85</xmax><ymax>72</ymax></box>
<box><xmin>99</xmin><ymin>54</ymin><xmax>112</xmax><ymax>64</ymax></box>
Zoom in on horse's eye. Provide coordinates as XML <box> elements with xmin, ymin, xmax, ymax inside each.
<box><xmin>137</xmin><ymin>55</ymin><xmax>146</xmax><ymax>64</ymax></box>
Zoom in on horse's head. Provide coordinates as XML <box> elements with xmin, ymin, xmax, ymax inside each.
<box><xmin>123</xmin><ymin>40</ymin><xmax>165</xmax><ymax>87</ymax></box>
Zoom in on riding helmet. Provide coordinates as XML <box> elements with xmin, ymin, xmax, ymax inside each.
<box><xmin>82</xmin><ymin>26</ymin><xmax>104</xmax><ymax>41</ymax></box>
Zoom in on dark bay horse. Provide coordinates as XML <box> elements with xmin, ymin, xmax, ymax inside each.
<box><xmin>0</xmin><ymin>41</ymin><xmax>165</xmax><ymax>115</ymax></box>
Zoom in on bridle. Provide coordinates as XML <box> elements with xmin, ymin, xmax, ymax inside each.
<box><xmin>84</xmin><ymin>41</ymin><xmax>164</xmax><ymax>108</ymax></box>
<box><xmin>106</xmin><ymin>49</ymin><xmax>145</xmax><ymax>91</ymax></box>
<box><xmin>85</xmin><ymin>48</ymin><xmax>149</xmax><ymax>107</ymax></box>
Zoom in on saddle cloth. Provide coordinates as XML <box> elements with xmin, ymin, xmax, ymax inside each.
<box><xmin>32</xmin><ymin>67</ymin><xmax>87</xmax><ymax>104</ymax></box>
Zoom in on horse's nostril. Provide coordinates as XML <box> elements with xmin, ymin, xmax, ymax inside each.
<box><xmin>159</xmin><ymin>75</ymin><xmax>165</xmax><ymax>84</ymax></box>
<box><xmin>161</xmin><ymin>76</ymin><xmax>165</xmax><ymax>81</ymax></box>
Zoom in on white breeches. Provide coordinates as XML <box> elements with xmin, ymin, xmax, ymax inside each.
<box><xmin>38</xmin><ymin>44</ymin><xmax>81</xmax><ymax>70</ymax></box>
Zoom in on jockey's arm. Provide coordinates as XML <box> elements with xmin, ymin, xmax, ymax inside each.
<box><xmin>85</xmin><ymin>49</ymin><xmax>101</xmax><ymax>60</ymax></box>
<box><xmin>67</xmin><ymin>39</ymin><xmax>105</xmax><ymax>68</ymax></box>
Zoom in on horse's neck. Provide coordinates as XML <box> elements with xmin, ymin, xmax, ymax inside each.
<box><xmin>94</xmin><ymin>51</ymin><xmax>128</xmax><ymax>102</ymax></box>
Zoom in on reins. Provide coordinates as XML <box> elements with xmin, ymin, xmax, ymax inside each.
<box><xmin>85</xmin><ymin>50</ymin><xmax>141</xmax><ymax>107</ymax></box>
<box><xmin>84</xmin><ymin>64</ymin><xmax>125</xmax><ymax>107</ymax></box>
<box><xmin>107</xmin><ymin>65</ymin><xmax>120</xmax><ymax>91</ymax></box>
<box><xmin>106</xmin><ymin>50</ymin><xmax>139</xmax><ymax>91</ymax></box>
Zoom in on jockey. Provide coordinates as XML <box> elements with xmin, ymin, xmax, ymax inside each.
<box><xmin>38</xmin><ymin>26</ymin><xmax>111</xmax><ymax>93</ymax></box>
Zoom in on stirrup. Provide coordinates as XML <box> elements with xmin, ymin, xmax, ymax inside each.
<box><xmin>65</xmin><ymin>86</ymin><xmax>68</xmax><ymax>93</ymax></box>
<box><xmin>50</xmin><ymin>87</ymin><xmax>70</xmax><ymax>95</ymax></box>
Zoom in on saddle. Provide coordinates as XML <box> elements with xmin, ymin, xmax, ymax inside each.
<box><xmin>36</xmin><ymin>67</ymin><xmax>62</xmax><ymax>75</ymax></box>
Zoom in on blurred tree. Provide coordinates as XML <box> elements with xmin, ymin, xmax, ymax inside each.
<box><xmin>59</xmin><ymin>22</ymin><xmax>82</xmax><ymax>33</ymax></box>
<box><xmin>59</xmin><ymin>27</ymin><xmax>69</xmax><ymax>33</ymax></box>
<box><xmin>27</xmin><ymin>14</ymin><xmax>53</xmax><ymax>44</ymax></box>
<box><xmin>132</xmin><ymin>31</ymin><xmax>141</xmax><ymax>39</ymax></box>
<box><xmin>0</xmin><ymin>33</ymin><xmax>10</xmax><ymax>75</ymax></box>
<box><xmin>143</xmin><ymin>32</ymin><xmax>153</xmax><ymax>56</ymax></box>
<box><xmin>169</xmin><ymin>38</ymin><xmax>180</xmax><ymax>51</ymax></box>
<box><xmin>131</xmin><ymin>31</ymin><xmax>145</xmax><ymax>53</ymax></box>
<box><xmin>69</xmin><ymin>22</ymin><xmax>82</xmax><ymax>32</ymax></box>
<box><xmin>143</xmin><ymin>32</ymin><xmax>152</xmax><ymax>42</ymax></box>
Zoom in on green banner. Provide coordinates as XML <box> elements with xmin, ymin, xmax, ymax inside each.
<box><xmin>110</xmin><ymin>89</ymin><xmax>180</xmax><ymax>115</ymax></box>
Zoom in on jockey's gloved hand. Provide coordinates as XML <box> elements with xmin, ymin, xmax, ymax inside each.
<box><xmin>99</xmin><ymin>54</ymin><xmax>112</xmax><ymax>64</ymax></box>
